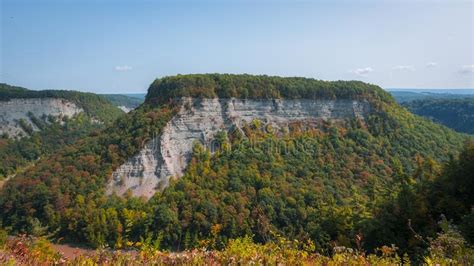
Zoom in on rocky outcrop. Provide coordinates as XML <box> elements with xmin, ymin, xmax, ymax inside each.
<box><xmin>118</xmin><ymin>106</ymin><xmax>133</xmax><ymax>113</ymax></box>
<box><xmin>0</xmin><ymin>98</ymin><xmax>83</xmax><ymax>138</ymax></box>
<box><xmin>108</xmin><ymin>97</ymin><xmax>371</xmax><ymax>199</ymax></box>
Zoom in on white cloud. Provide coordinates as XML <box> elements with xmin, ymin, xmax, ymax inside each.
<box><xmin>115</xmin><ymin>65</ymin><xmax>133</xmax><ymax>71</ymax></box>
<box><xmin>393</xmin><ymin>65</ymin><xmax>415</xmax><ymax>71</ymax></box>
<box><xmin>426</xmin><ymin>62</ymin><xmax>437</xmax><ymax>68</ymax></box>
<box><xmin>350</xmin><ymin>67</ymin><xmax>374</xmax><ymax>77</ymax></box>
<box><xmin>459</xmin><ymin>65</ymin><xmax>474</xmax><ymax>74</ymax></box>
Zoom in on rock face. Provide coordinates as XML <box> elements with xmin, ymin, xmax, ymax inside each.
<box><xmin>118</xmin><ymin>106</ymin><xmax>133</xmax><ymax>113</ymax></box>
<box><xmin>0</xmin><ymin>98</ymin><xmax>83</xmax><ymax>138</ymax></box>
<box><xmin>108</xmin><ymin>97</ymin><xmax>371</xmax><ymax>199</ymax></box>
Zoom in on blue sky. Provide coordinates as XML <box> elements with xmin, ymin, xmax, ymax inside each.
<box><xmin>1</xmin><ymin>0</ymin><xmax>473</xmax><ymax>93</ymax></box>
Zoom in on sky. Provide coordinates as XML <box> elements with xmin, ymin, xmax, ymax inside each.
<box><xmin>1</xmin><ymin>0</ymin><xmax>473</xmax><ymax>94</ymax></box>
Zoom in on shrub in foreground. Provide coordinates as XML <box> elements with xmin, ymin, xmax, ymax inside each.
<box><xmin>1</xmin><ymin>234</ymin><xmax>472</xmax><ymax>265</ymax></box>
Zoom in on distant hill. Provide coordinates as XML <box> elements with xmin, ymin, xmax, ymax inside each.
<box><xmin>389</xmin><ymin>90</ymin><xmax>474</xmax><ymax>103</ymax></box>
<box><xmin>123</xmin><ymin>93</ymin><xmax>146</xmax><ymax>100</ymax></box>
<box><xmin>0</xmin><ymin>83</ymin><xmax>124</xmax><ymax>179</ymax></box>
<box><xmin>389</xmin><ymin>88</ymin><xmax>474</xmax><ymax>95</ymax></box>
<box><xmin>0</xmin><ymin>83</ymin><xmax>123</xmax><ymax>124</ymax></box>
<box><xmin>402</xmin><ymin>98</ymin><xmax>474</xmax><ymax>134</ymax></box>
<box><xmin>101</xmin><ymin>94</ymin><xmax>144</xmax><ymax>111</ymax></box>
<box><xmin>388</xmin><ymin>89</ymin><xmax>474</xmax><ymax>134</ymax></box>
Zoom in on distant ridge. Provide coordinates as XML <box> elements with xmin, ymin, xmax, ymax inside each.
<box><xmin>387</xmin><ymin>88</ymin><xmax>474</xmax><ymax>94</ymax></box>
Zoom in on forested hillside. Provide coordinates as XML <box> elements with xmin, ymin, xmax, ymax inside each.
<box><xmin>0</xmin><ymin>75</ymin><xmax>471</xmax><ymax>263</ymax></box>
<box><xmin>0</xmin><ymin>84</ymin><xmax>124</xmax><ymax>179</ymax></box>
<box><xmin>389</xmin><ymin>90</ymin><xmax>474</xmax><ymax>134</ymax></box>
<box><xmin>402</xmin><ymin>99</ymin><xmax>474</xmax><ymax>134</ymax></box>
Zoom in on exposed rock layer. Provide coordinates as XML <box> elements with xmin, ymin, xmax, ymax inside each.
<box><xmin>108</xmin><ymin>97</ymin><xmax>371</xmax><ymax>199</ymax></box>
<box><xmin>0</xmin><ymin>98</ymin><xmax>83</xmax><ymax>138</ymax></box>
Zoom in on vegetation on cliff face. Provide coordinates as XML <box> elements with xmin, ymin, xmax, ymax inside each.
<box><xmin>0</xmin><ymin>75</ymin><xmax>471</xmax><ymax>263</ymax></box>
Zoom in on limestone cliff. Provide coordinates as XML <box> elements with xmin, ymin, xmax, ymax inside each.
<box><xmin>0</xmin><ymin>98</ymin><xmax>83</xmax><ymax>138</ymax></box>
<box><xmin>107</xmin><ymin>97</ymin><xmax>370</xmax><ymax>198</ymax></box>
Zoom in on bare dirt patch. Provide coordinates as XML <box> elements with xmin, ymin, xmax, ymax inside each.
<box><xmin>51</xmin><ymin>243</ymin><xmax>95</xmax><ymax>260</ymax></box>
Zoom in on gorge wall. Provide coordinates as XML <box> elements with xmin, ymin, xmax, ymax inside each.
<box><xmin>0</xmin><ymin>98</ymin><xmax>83</xmax><ymax>138</ymax></box>
<box><xmin>107</xmin><ymin>97</ymin><xmax>371</xmax><ymax>199</ymax></box>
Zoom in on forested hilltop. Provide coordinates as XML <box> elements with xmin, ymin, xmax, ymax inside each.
<box><xmin>146</xmin><ymin>74</ymin><xmax>394</xmax><ymax>104</ymax></box>
<box><xmin>0</xmin><ymin>83</ymin><xmax>123</xmax><ymax>124</ymax></box>
<box><xmin>0</xmin><ymin>75</ymin><xmax>472</xmax><ymax>263</ymax></box>
<box><xmin>0</xmin><ymin>84</ymin><xmax>124</xmax><ymax>179</ymax></box>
